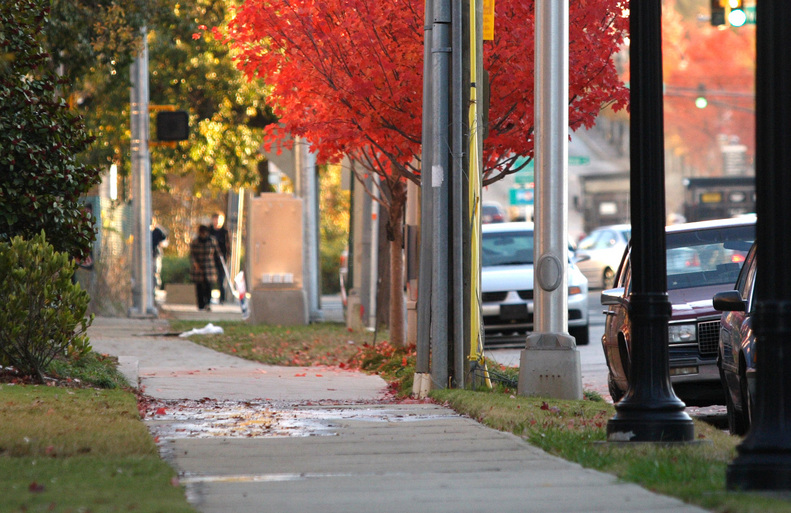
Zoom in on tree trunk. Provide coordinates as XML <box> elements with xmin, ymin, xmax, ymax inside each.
<box><xmin>387</xmin><ymin>180</ymin><xmax>407</xmax><ymax>347</ymax></box>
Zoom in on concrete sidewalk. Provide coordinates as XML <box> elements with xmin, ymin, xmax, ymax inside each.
<box><xmin>88</xmin><ymin>309</ymin><xmax>709</xmax><ymax>513</ymax></box>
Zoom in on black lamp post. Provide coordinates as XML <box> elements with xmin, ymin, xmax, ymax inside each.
<box><xmin>606</xmin><ymin>0</ymin><xmax>694</xmax><ymax>442</ymax></box>
<box><xmin>727</xmin><ymin>1</ymin><xmax>791</xmax><ymax>490</ymax></box>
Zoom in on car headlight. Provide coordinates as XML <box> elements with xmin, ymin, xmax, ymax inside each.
<box><xmin>668</xmin><ymin>324</ymin><xmax>696</xmax><ymax>344</ymax></box>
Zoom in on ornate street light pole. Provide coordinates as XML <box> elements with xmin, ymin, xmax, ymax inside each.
<box><xmin>606</xmin><ymin>0</ymin><xmax>694</xmax><ymax>442</ymax></box>
<box><xmin>727</xmin><ymin>0</ymin><xmax>791</xmax><ymax>490</ymax></box>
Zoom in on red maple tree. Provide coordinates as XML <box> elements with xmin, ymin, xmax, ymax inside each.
<box><xmin>221</xmin><ymin>0</ymin><xmax>629</xmax><ymax>346</ymax></box>
<box><xmin>661</xmin><ymin>12</ymin><xmax>755</xmax><ymax>176</ymax></box>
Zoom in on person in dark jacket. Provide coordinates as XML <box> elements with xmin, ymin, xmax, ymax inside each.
<box><xmin>189</xmin><ymin>225</ymin><xmax>218</xmax><ymax>311</ymax></box>
<box><xmin>209</xmin><ymin>212</ymin><xmax>230</xmax><ymax>304</ymax></box>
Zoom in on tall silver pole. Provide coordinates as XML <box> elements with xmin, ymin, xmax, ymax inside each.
<box><xmin>517</xmin><ymin>0</ymin><xmax>581</xmax><ymax>399</ymax></box>
<box><xmin>129</xmin><ymin>27</ymin><xmax>156</xmax><ymax>318</ymax></box>
<box><xmin>534</xmin><ymin>0</ymin><xmax>568</xmax><ymax>334</ymax></box>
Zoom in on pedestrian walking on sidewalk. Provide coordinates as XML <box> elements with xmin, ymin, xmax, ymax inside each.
<box><xmin>189</xmin><ymin>224</ymin><xmax>219</xmax><ymax>311</ymax></box>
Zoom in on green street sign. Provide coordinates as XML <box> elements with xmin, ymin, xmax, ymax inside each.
<box><xmin>745</xmin><ymin>6</ymin><xmax>756</xmax><ymax>25</ymax></box>
<box><xmin>510</xmin><ymin>188</ymin><xmax>534</xmax><ymax>206</ymax></box>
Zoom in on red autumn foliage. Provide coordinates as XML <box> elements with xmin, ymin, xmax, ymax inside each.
<box><xmin>221</xmin><ymin>0</ymin><xmax>629</xmax><ymax>183</ymax></box>
<box><xmin>219</xmin><ymin>0</ymin><xmax>629</xmax><ymax>346</ymax></box>
<box><xmin>659</xmin><ymin>2</ymin><xmax>755</xmax><ymax>174</ymax></box>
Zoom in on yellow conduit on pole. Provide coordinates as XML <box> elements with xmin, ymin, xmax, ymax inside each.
<box><xmin>468</xmin><ymin>0</ymin><xmax>490</xmax><ymax>388</ymax></box>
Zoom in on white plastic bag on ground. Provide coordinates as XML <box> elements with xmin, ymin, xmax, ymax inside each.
<box><xmin>179</xmin><ymin>323</ymin><xmax>224</xmax><ymax>338</ymax></box>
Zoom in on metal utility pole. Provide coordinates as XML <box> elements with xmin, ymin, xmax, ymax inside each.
<box><xmin>451</xmin><ymin>0</ymin><xmax>468</xmax><ymax>388</ymax></box>
<box><xmin>430</xmin><ymin>0</ymin><xmax>451</xmax><ymax>389</ymax></box>
<box><xmin>727</xmin><ymin>0</ymin><xmax>791</xmax><ymax>490</ymax></box>
<box><xmin>518</xmin><ymin>0</ymin><xmax>582</xmax><ymax>400</ymax></box>
<box><xmin>295</xmin><ymin>138</ymin><xmax>322</xmax><ymax>322</ymax></box>
<box><xmin>129</xmin><ymin>27</ymin><xmax>156</xmax><ymax>318</ymax></box>
<box><xmin>414</xmin><ymin>0</ymin><xmax>434</xmax><ymax>398</ymax></box>
<box><xmin>606</xmin><ymin>0</ymin><xmax>693</xmax><ymax>442</ymax></box>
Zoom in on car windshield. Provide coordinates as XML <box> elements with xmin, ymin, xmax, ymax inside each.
<box><xmin>665</xmin><ymin>224</ymin><xmax>755</xmax><ymax>290</ymax></box>
<box><xmin>578</xmin><ymin>227</ymin><xmax>631</xmax><ymax>251</ymax></box>
<box><xmin>482</xmin><ymin>230</ymin><xmax>534</xmax><ymax>266</ymax></box>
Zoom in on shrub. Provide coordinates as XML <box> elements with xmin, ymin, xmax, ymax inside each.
<box><xmin>161</xmin><ymin>254</ymin><xmax>192</xmax><ymax>284</ymax></box>
<box><xmin>0</xmin><ymin>1</ymin><xmax>101</xmax><ymax>259</ymax></box>
<box><xmin>0</xmin><ymin>232</ymin><xmax>93</xmax><ymax>382</ymax></box>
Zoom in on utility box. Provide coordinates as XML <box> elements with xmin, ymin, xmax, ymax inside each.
<box><xmin>245</xmin><ymin>193</ymin><xmax>308</xmax><ymax>325</ymax></box>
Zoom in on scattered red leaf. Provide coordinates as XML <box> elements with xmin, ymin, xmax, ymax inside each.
<box><xmin>540</xmin><ymin>402</ymin><xmax>550</xmax><ymax>410</ymax></box>
<box><xmin>29</xmin><ymin>481</ymin><xmax>45</xmax><ymax>493</ymax></box>
<box><xmin>155</xmin><ymin>407</ymin><xmax>167</xmax><ymax>416</ymax></box>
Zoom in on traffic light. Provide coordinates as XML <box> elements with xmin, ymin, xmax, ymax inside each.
<box><xmin>156</xmin><ymin>111</ymin><xmax>189</xmax><ymax>141</ymax></box>
<box><xmin>711</xmin><ymin>0</ymin><xmax>747</xmax><ymax>27</ymax></box>
<box><xmin>727</xmin><ymin>0</ymin><xmax>747</xmax><ymax>27</ymax></box>
<box><xmin>710</xmin><ymin>0</ymin><xmax>725</xmax><ymax>26</ymax></box>
<box><xmin>695</xmin><ymin>84</ymin><xmax>708</xmax><ymax>109</ymax></box>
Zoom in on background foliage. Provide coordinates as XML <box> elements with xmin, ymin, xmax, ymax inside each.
<box><xmin>0</xmin><ymin>0</ymin><xmax>102</xmax><ymax>259</ymax></box>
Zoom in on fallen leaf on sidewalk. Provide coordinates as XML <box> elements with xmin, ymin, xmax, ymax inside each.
<box><xmin>294</xmin><ymin>373</ymin><xmax>306</xmax><ymax>377</ymax></box>
<box><xmin>155</xmin><ymin>407</ymin><xmax>167</xmax><ymax>415</ymax></box>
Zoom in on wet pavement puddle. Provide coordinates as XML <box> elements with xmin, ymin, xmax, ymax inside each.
<box><xmin>143</xmin><ymin>398</ymin><xmax>455</xmax><ymax>439</ymax></box>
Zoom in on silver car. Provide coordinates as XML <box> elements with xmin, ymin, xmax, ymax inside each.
<box><xmin>481</xmin><ymin>222</ymin><xmax>589</xmax><ymax>346</ymax></box>
<box><xmin>574</xmin><ymin>224</ymin><xmax>631</xmax><ymax>289</ymax></box>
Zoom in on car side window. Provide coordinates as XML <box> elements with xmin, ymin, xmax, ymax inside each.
<box><xmin>739</xmin><ymin>246</ymin><xmax>757</xmax><ymax>306</ymax></box>
<box><xmin>578</xmin><ymin>232</ymin><xmax>599</xmax><ymax>251</ymax></box>
<box><xmin>616</xmin><ymin>250</ymin><xmax>632</xmax><ymax>293</ymax></box>
<box><xmin>601</xmin><ymin>230</ymin><xmax>618</xmax><ymax>249</ymax></box>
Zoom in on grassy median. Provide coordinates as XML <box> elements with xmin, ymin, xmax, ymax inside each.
<box><xmin>176</xmin><ymin>319</ymin><xmax>791</xmax><ymax>513</ymax></box>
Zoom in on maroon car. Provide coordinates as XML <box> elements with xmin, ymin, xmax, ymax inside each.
<box><xmin>601</xmin><ymin>216</ymin><xmax>755</xmax><ymax>406</ymax></box>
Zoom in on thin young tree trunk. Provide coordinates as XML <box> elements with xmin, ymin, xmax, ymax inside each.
<box><xmin>387</xmin><ymin>180</ymin><xmax>407</xmax><ymax>347</ymax></box>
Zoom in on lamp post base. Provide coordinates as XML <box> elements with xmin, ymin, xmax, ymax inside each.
<box><xmin>607</xmin><ymin>407</ymin><xmax>694</xmax><ymax>443</ymax></box>
<box><xmin>728</xmin><ymin>451</ymin><xmax>791</xmax><ymax>490</ymax></box>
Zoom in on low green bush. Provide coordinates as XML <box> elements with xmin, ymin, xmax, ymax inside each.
<box><xmin>0</xmin><ymin>232</ymin><xmax>93</xmax><ymax>382</ymax></box>
<box><xmin>161</xmin><ymin>254</ymin><xmax>192</xmax><ymax>284</ymax></box>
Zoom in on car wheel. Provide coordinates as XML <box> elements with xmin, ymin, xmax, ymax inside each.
<box><xmin>720</xmin><ymin>362</ymin><xmax>748</xmax><ymax>436</ymax></box>
<box><xmin>602</xmin><ymin>267</ymin><xmax>616</xmax><ymax>289</ymax></box>
<box><xmin>608</xmin><ymin>372</ymin><xmax>624</xmax><ymax>403</ymax></box>
<box><xmin>569</xmin><ymin>325</ymin><xmax>589</xmax><ymax>346</ymax></box>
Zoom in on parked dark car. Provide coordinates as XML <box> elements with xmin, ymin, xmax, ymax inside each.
<box><xmin>713</xmin><ymin>241</ymin><xmax>757</xmax><ymax>435</ymax></box>
<box><xmin>601</xmin><ymin>216</ymin><xmax>755</xmax><ymax>406</ymax></box>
